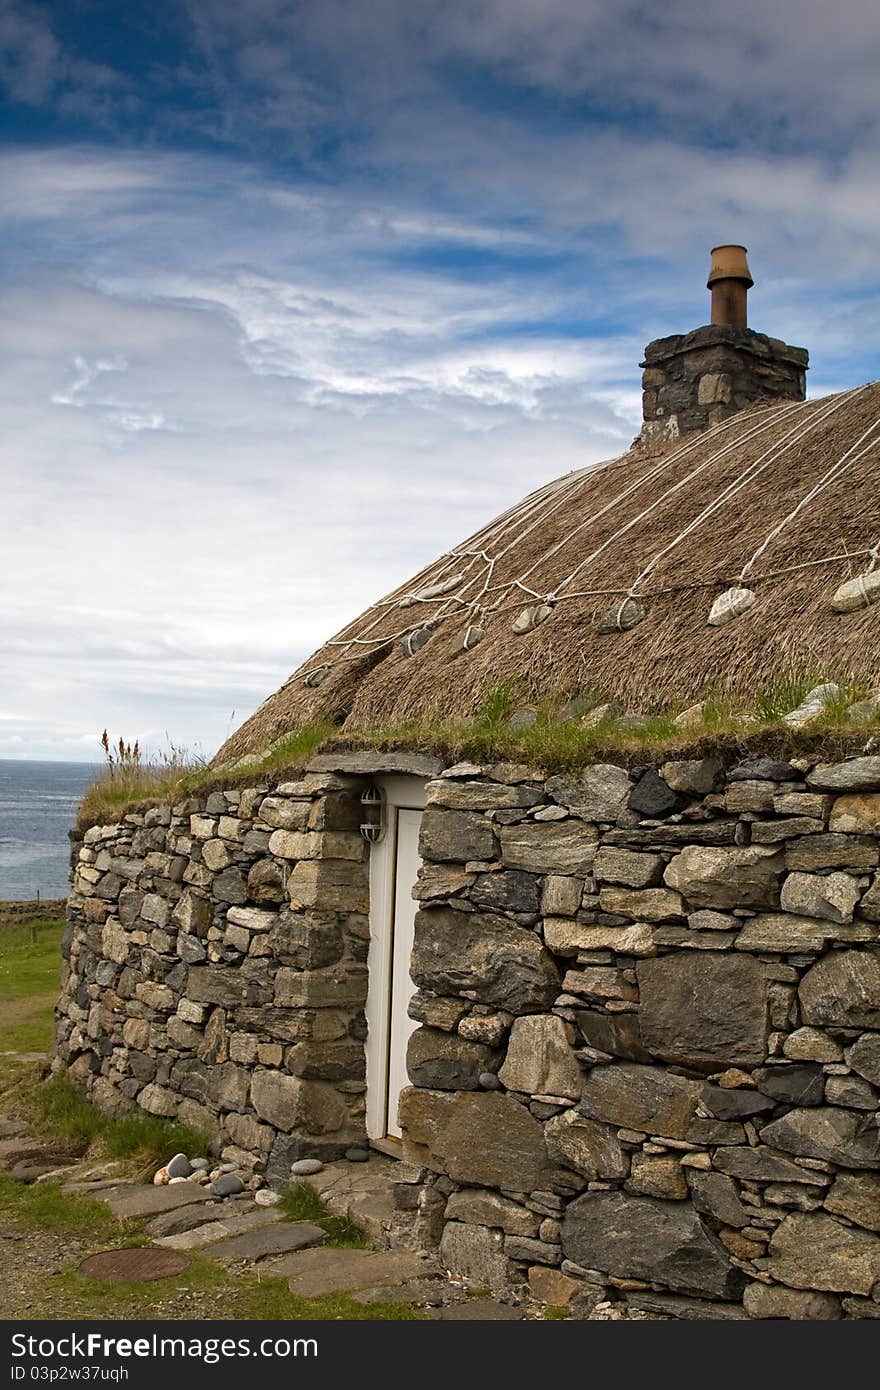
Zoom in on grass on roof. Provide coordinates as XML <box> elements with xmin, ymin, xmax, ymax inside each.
<box><xmin>75</xmin><ymin>671</ymin><xmax>878</xmax><ymax>829</ymax></box>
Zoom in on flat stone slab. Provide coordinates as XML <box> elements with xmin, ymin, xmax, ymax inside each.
<box><xmin>155</xmin><ymin>1209</ymin><xmax>284</xmax><ymax>1250</ymax></box>
<box><xmin>206</xmin><ymin>1221</ymin><xmax>327</xmax><ymax>1263</ymax></box>
<box><xmin>307</xmin><ymin>751</ymin><xmax>444</xmax><ymax>778</ymax></box>
<box><xmin>95</xmin><ymin>1182</ymin><xmax>214</xmax><ymax>1219</ymax></box>
<box><xmin>352</xmin><ymin>1278</ymin><xmax>460</xmax><ymax>1307</ymax></box>
<box><xmin>271</xmin><ymin>1247</ymin><xmax>431</xmax><ymax>1297</ymax></box>
<box><xmin>146</xmin><ymin>1195</ymin><xmax>256</xmax><ymax>1238</ymax></box>
<box><xmin>0</xmin><ymin>1119</ymin><xmax>28</xmax><ymax>1139</ymax></box>
<box><xmin>429</xmin><ymin>1300</ymin><xmax>524</xmax><ymax>1320</ymax></box>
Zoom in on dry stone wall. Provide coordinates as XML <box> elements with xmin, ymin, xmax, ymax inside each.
<box><xmin>58</xmin><ymin>749</ymin><xmax>880</xmax><ymax>1319</ymax></box>
<box><xmin>57</xmin><ymin>771</ymin><xmax>374</xmax><ymax>1187</ymax></box>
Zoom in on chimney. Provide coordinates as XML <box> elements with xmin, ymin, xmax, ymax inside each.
<box><xmin>639</xmin><ymin>246</ymin><xmax>808</xmax><ymax>447</ymax></box>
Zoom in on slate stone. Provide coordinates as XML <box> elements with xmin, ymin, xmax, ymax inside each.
<box><xmin>499</xmin><ymin>820</ymin><xmax>598</xmax><ymax>873</ymax></box>
<box><xmin>419</xmin><ymin>809</ymin><xmax>497</xmax><ymax>863</ymax></box>
<box><xmin>754</xmin><ymin>1064</ymin><xmax>825</xmax><ymax>1107</ymax></box>
<box><xmin>575</xmin><ymin>1010</ymin><xmax>652</xmax><ymax>1062</ymax></box>
<box><xmin>208</xmin><ymin>1222</ymin><xmax>327</xmax><ymax>1262</ymax></box>
<box><xmin>628</xmin><ymin>770</ymin><xmax>683</xmax><ymax>817</ymax></box>
<box><xmin>185</xmin><ymin>966</ymin><xmax>245</xmax><ymax>1009</ymax></box>
<box><xmin>561</xmin><ymin>1191</ymin><xmax>743</xmax><ymax>1300</ymax></box>
<box><xmin>846</xmin><ymin>1032</ymin><xmax>880</xmax><ymax>1085</ymax></box>
<box><xmin>824</xmin><ymin>1074</ymin><xmax>877</xmax><ymax>1109</ymax></box>
<box><xmin>469</xmin><ymin>871</ymin><xmax>541</xmax><ymax>914</ymax></box>
<box><xmin>699</xmin><ymin>1084</ymin><xmax>775</xmax><ymax>1121</ymax></box>
<box><xmin>688</xmin><ymin>1171</ymin><xmax>750</xmax><ymax>1228</ymax></box>
<box><xmin>399</xmin><ymin>1088</ymin><xmax>565</xmax><ymax>1192</ymax></box>
<box><xmin>784</xmin><ymin>833</ymin><xmax>878</xmax><ymax>872</ymax></box>
<box><xmin>580</xmin><ymin>1063</ymin><xmax>702</xmax><ymax>1139</ymax></box>
<box><xmin>765</xmin><ymin>1211</ymin><xmax>880</xmax><ymax>1294</ymax></box>
<box><xmin>664</xmin><ymin>846</ymin><xmax>782</xmax><ymax>910</ymax></box>
<box><xmin>498</xmin><ymin>1015</ymin><xmax>583</xmax><ymax>1100</ymax></box>
<box><xmin>759</xmin><ymin>1107</ymin><xmax>880</xmax><ymax>1170</ymax></box>
<box><xmin>96</xmin><ymin>1182</ymin><xmax>213</xmax><ymax>1220</ymax></box>
<box><xmin>411</xmin><ymin>906</ymin><xmax>560</xmax><ymax>1013</ymax></box>
<box><xmin>627</xmin><ymin>1292</ymin><xmax>748</xmax><ymax>1320</ymax></box>
<box><xmin>251</xmin><ymin>1070</ymin><xmax>349</xmax><ymax>1136</ymax></box>
<box><xmin>824</xmin><ymin>1172</ymin><xmax>880</xmax><ymax>1231</ymax></box>
<box><xmin>779</xmin><ymin>871</ymin><xmax>860</xmax><ymax>924</ymax></box>
<box><xmin>592</xmin><ymin>847</ymin><xmax>664</xmax><ymax>888</ymax></box>
<box><xmin>807</xmin><ymin>757</ymin><xmax>880</xmax><ymax>792</ymax></box>
<box><xmin>276</xmin><ymin>1247</ymin><xmax>431</xmax><ymax>1297</ymax></box>
<box><xmin>445</xmin><ymin>1189</ymin><xmax>538</xmax><ymax>1237</ymax></box>
<box><xmin>637</xmin><ymin>954</ymin><xmax>769</xmax><ymax>1069</ymax></box>
<box><xmin>712</xmin><ymin>1146</ymin><xmax>829</xmax><ymax>1185</ymax></box>
<box><xmin>799</xmin><ymin>949</ymin><xmax>880</xmax><ymax>1029</ymax></box>
<box><xmin>545</xmin><ymin>764</ymin><xmax>631</xmax><ymax>821</ymax></box>
<box><xmin>730</xmin><ymin>757</ymin><xmax>799</xmax><ymax>782</ymax></box>
<box><xmin>406</xmin><ymin>1027</ymin><xmax>500</xmax><ymax>1091</ymax></box>
<box><xmin>742</xmin><ymin>1284</ymin><xmax>842</xmax><ymax>1319</ymax></box>
<box><xmin>440</xmin><ymin>1222</ymin><xmax>509</xmax><ymax>1293</ymax></box>
<box><xmin>544</xmin><ymin>1111</ymin><xmax>629</xmax><ymax>1180</ymax></box>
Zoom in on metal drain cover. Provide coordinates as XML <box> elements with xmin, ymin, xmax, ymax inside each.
<box><xmin>79</xmin><ymin>1248</ymin><xmax>190</xmax><ymax>1282</ymax></box>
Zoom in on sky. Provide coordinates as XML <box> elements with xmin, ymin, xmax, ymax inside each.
<box><xmin>2</xmin><ymin>1</ymin><xmax>880</xmax><ymax>763</ymax></box>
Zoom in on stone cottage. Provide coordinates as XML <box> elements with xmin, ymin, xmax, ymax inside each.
<box><xmin>58</xmin><ymin>248</ymin><xmax>880</xmax><ymax>1318</ymax></box>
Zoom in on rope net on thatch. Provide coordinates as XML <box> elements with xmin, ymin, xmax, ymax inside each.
<box><xmin>216</xmin><ymin>380</ymin><xmax>880</xmax><ymax>762</ymax></box>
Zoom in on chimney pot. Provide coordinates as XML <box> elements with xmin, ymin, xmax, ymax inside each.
<box><xmin>707</xmin><ymin>243</ymin><xmax>753</xmax><ymax>330</ymax></box>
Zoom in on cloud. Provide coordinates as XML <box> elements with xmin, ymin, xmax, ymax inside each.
<box><xmin>0</xmin><ymin>3</ymin><xmax>878</xmax><ymax>759</ymax></box>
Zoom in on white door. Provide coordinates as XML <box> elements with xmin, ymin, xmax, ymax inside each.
<box><xmin>365</xmin><ymin>775</ymin><xmax>426</xmax><ymax>1145</ymax></box>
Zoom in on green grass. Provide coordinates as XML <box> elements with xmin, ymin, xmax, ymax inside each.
<box><xmin>74</xmin><ymin>669</ymin><xmax>880</xmax><ymax>831</ymax></box>
<box><xmin>24</xmin><ymin>1074</ymin><xmax>207</xmax><ymax>1169</ymax></box>
<box><xmin>545</xmin><ymin>1305</ymin><xmax>568</xmax><ymax>1319</ymax></box>
<box><xmin>32</xmin><ymin>1256</ymin><xmax>419</xmax><ymax>1321</ymax></box>
<box><xmin>0</xmin><ymin>1172</ymin><xmax>120</xmax><ymax>1236</ymax></box>
<box><xmin>0</xmin><ymin>916</ymin><xmax>64</xmax><ymax>1052</ymax></box>
<box><xmin>279</xmin><ymin>1182</ymin><xmax>370</xmax><ymax>1248</ymax></box>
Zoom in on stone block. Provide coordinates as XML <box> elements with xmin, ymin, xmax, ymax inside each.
<box><xmin>561</xmin><ymin>1191</ymin><xmax>743</xmax><ymax>1300</ymax></box>
<box><xmin>411</xmin><ymin>906</ymin><xmax>559</xmax><ymax>1013</ymax></box>
<box><xmin>799</xmin><ymin>949</ymin><xmax>880</xmax><ymax>1029</ymax></box>
<box><xmin>637</xmin><ymin>953</ymin><xmax>768</xmax><ymax>1068</ymax></box>
<box><xmin>499</xmin><ymin>820</ymin><xmax>598</xmax><ymax>874</ymax></box>
<box><xmin>580</xmin><ymin>1064</ymin><xmax>702</xmax><ymax>1139</ymax></box>
<box><xmin>407</xmin><ymin>1027</ymin><xmax>500</xmax><ymax>1090</ymax></box>
<box><xmin>498</xmin><ymin>1015</ymin><xmax>582</xmax><ymax>1099</ymax></box>
<box><xmin>664</xmin><ymin>846</ymin><xmax>782</xmax><ymax>910</ymax></box>
<box><xmin>765</xmin><ymin>1211</ymin><xmax>880</xmax><ymax>1294</ymax></box>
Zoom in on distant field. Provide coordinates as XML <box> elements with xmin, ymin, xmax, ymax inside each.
<box><xmin>0</xmin><ymin>915</ymin><xmax>64</xmax><ymax>1052</ymax></box>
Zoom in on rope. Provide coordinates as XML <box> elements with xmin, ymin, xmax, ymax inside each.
<box><xmin>739</xmin><ymin>402</ymin><xmax>880</xmax><ymax>580</ymax></box>
<box><xmin>626</xmin><ymin>386</ymin><xmax>863</xmax><ymax>598</ymax></box>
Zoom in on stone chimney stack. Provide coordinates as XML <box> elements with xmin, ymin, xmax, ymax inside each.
<box><xmin>639</xmin><ymin>246</ymin><xmax>808</xmax><ymax>447</ymax></box>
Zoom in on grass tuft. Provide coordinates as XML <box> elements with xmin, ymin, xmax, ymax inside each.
<box><xmin>279</xmin><ymin>1182</ymin><xmax>370</xmax><ymax>1248</ymax></box>
<box><xmin>23</xmin><ymin>1075</ymin><xmax>207</xmax><ymax>1168</ymax></box>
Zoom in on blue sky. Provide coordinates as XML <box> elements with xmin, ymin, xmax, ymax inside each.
<box><xmin>2</xmin><ymin>0</ymin><xmax>879</xmax><ymax>761</ymax></box>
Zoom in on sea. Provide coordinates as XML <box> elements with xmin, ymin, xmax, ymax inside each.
<box><xmin>0</xmin><ymin>760</ymin><xmax>101</xmax><ymax>902</ymax></box>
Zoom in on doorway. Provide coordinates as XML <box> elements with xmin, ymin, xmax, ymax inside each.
<box><xmin>365</xmin><ymin>774</ymin><xmax>426</xmax><ymax>1149</ymax></box>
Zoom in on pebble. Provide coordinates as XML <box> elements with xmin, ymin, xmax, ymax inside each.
<box><xmin>152</xmin><ymin>1167</ymin><xmax>169</xmax><ymax>1186</ymax></box>
<box><xmin>189</xmin><ymin>1157</ymin><xmax>210</xmax><ymax>1172</ymax></box>
<box><xmin>210</xmin><ymin>1174</ymin><xmax>245</xmax><ymax>1197</ymax></box>
<box><xmin>479</xmin><ymin>1072</ymin><xmax>502</xmax><ymax>1090</ymax></box>
<box><xmin>290</xmin><ymin>1158</ymin><xmax>324</xmax><ymax>1176</ymax></box>
<box><xmin>345</xmin><ymin>1147</ymin><xmax>370</xmax><ymax>1163</ymax></box>
<box><xmin>168</xmin><ymin>1176</ymin><xmax>189</xmax><ymax>1185</ymax></box>
<box><xmin>254</xmin><ymin>1189</ymin><xmax>282</xmax><ymax>1207</ymax></box>
<box><xmin>166</xmin><ymin>1153</ymin><xmax>192</xmax><ymax>1179</ymax></box>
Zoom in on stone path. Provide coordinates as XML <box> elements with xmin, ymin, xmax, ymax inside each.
<box><xmin>0</xmin><ymin>1117</ymin><xmax>571</xmax><ymax>1318</ymax></box>
<box><xmin>266</xmin><ymin>1247</ymin><xmax>433</xmax><ymax>1297</ymax></box>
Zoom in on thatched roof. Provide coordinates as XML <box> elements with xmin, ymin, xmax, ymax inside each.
<box><xmin>216</xmin><ymin>381</ymin><xmax>880</xmax><ymax>763</ymax></box>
